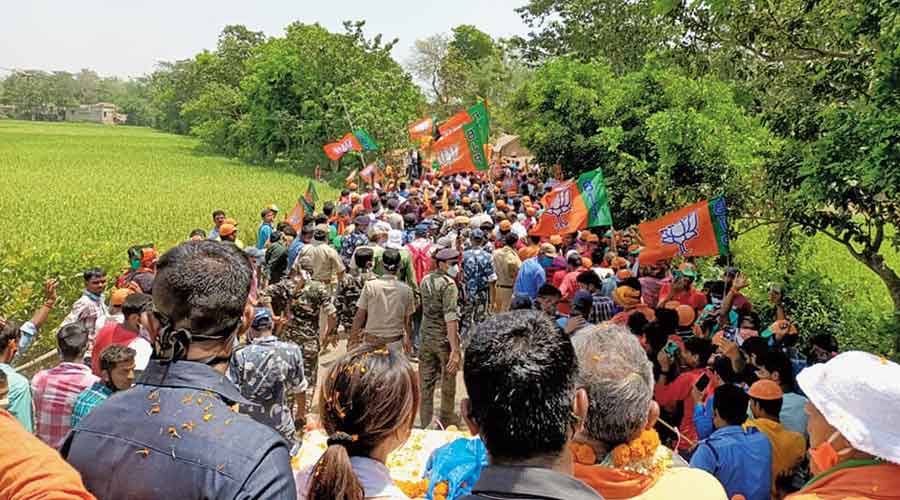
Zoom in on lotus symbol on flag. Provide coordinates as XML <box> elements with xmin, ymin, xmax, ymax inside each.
<box><xmin>546</xmin><ymin>188</ymin><xmax>573</xmax><ymax>229</ymax></box>
<box><xmin>336</xmin><ymin>139</ymin><xmax>354</xmax><ymax>154</ymax></box>
<box><xmin>660</xmin><ymin>211</ymin><xmax>699</xmax><ymax>255</ymax></box>
<box><xmin>437</xmin><ymin>144</ymin><xmax>460</xmax><ymax>166</ymax></box>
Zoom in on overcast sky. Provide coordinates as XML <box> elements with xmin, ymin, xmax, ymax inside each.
<box><xmin>0</xmin><ymin>0</ymin><xmax>532</xmax><ymax>79</ymax></box>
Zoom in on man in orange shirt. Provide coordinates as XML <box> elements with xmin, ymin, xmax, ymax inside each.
<box><xmin>0</xmin><ymin>409</ymin><xmax>95</xmax><ymax>499</ymax></box>
<box><xmin>518</xmin><ymin>234</ymin><xmax>541</xmax><ymax>261</ymax></box>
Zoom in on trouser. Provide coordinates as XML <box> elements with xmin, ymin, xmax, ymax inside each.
<box><xmin>496</xmin><ymin>286</ymin><xmax>513</xmax><ymax>312</ymax></box>
<box><xmin>299</xmin><ymin>337</ymin><xmax>320</xmax><ymax>402</ymax></box>
<box><xmin>418</xmin><ymin>341</ymin><xmax>457</xmax><ymax>427</ymax></box>
<box><xmin>411</xmin><ymin>307</ymin><xmax>423</xmax><ymax>353</ymax></box>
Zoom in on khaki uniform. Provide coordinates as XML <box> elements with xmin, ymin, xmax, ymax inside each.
<box><xmin>357</xmin><ymin>275</ymin><xmax>415</xmax><ymax>346</ymax></box>
<box><xmin>492</xmin><ymin>245</ymin><xmax>522</xmax><ymax>312</ymax></box>
<box><xmin>418</xmin><ymin>269</ymin><xmax>459</xmax><ymax>426</ymax></box>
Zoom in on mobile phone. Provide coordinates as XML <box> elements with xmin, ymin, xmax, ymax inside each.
<box><xmin>664</xmin><ymin>341</ymin><xmax>680</xmax><ymax>358</ymax></box>
<box><xmin>695</xmin><ymin>373</ymin><xmax>711</xmax><ymax>392</ymax></box>
<box><xmin>723</xmin><ymin>326</ymin><xmax>738</xmax><ymax>343</ymax></box>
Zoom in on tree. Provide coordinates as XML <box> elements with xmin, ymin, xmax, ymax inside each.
<box><xmin>407</xmin><ymin>33</ymin><xmax>451</xmax><ymax>105</ymax></box>
<box><xmin>510</xmin><ymin>58</ymin><xmax>773</xmax><ymax>227</ymax></box>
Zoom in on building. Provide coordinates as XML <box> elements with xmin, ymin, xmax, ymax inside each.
<box><xmin>65</xmin><ymin>103</ymin><xmax>127</xmax><ymax>125</ymax></box>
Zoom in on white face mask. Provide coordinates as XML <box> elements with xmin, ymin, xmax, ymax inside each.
<box><xmin>447</xmin><ymin>264</ymin><xmax>459</xmax><ymax>278</ymax></box>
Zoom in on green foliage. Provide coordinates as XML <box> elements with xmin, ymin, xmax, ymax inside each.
<box><xmin>0</xmin><ymin>120</ymin><xmax>339</xmax><ymax>360</ymax></box>
<box><xmin>510</xmin><ymin>58</ymin><xmax>774</xmax><ymax>226</ymax></box>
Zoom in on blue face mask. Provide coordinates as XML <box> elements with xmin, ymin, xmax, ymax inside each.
<box><xmin>539</xmin><ymin>256</ymin><xmax>554</xmax><ymax>268</ymax></box>
<box><xmin>84</xmin><ymin>290</ymin><xmax>103</xmax><ymax>302</ymax></box>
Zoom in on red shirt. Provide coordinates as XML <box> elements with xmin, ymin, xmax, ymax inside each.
<box><xmin>558</xmin><ymin>268</ymin><xmax>586</xmax><ymax>316</ymax></box>
<box><xmin>91</xmin><ymin>322</ymin><xmax>140</xmax><ymax>376</ymax></box>
<box><xmin>654</xmin><ymin>367</ymin><xmax>714</xmax><ymax>450</ymax></box>
<box><xmin>657</xmin><ymin>283</ymin><xmax>708</xmax><ymax>310</ymax></box>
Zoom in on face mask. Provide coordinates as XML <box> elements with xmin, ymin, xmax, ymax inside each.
<box><xmin>540</xmin><ymin>256</ymin><xmax>553</xmax><ymax>268</ymax></box>
<box><xmin>809</xmin><ymin>431</ymin><xmax>852</xmax><ymax>475</ymax></box>
<box><xmin>447</xmin><ymin>264</ymin><xmax>459</xmax><ymax>278</ymax></box>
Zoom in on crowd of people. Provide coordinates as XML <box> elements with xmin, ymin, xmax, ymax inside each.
<box><xmin>0</xmin><ymin>162</ymin><xmax>897</xmax><ymax>500</ymax></box>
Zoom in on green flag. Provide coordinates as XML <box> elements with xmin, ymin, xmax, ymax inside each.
<box><xmin>467</xmin><ymin>101</ymin><xmax>490</xmax><ymax>145</ymax></box>
<box><xmin>353</xmin><ymin>129</ymin><xmax>378</xmax><ymax>151</ymax></box>
<box><xmin>577</xmin><ymin>168</ymin><xmax>613</xmax><ymax>228</ymax></box>
<box><xmin>463</xmin><ymin>122</ymin><xmax>489</xmax><ymax>171</ymax></box>
<box><xmin>302</xmin><ymin>182</ymin><xmax>317</xmax><ymax>214</ymax></box>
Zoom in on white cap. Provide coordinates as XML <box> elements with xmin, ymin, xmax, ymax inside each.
<box><xmin>386</xmin><ymin>230</ymin><xmax>404</xmax><ymax>250</ymax></box>
<box><xmin>797</xmin><ymin>351</ymin><xmax>900</xmax><ymax>464</ymax></box>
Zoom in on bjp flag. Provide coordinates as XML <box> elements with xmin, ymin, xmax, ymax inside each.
<box><xmin>323</xmin><ymin>133</ymin><xmax>362</xmax><ymax>161</ymax></box>
<box><xmin>438</xmin><ymin>110</ymin><xmax>472</xmax><ymax>136</ymax></box>
<box><xmin>433</xmin><ymin>126</ymin><xmax>478</xmax><ymax>176</ymax></box>
<box><xmin>530</xmin><ymin>168</ymin><xmax>613</xmax><ymax>236</ymax></box>
<box><xmin>286</xmin><ymin>200</ymin><xmax>305</xmax><ymax>232</ymax></box>
<box><xmin>638</xmin><ymin>197</ymin><xmax>730</xmax><ymax>264</ymax></box>
<box><xmin>408</xmin><ymin>117</ymin><xmax>434</xmax><ymax>141</ymax></box>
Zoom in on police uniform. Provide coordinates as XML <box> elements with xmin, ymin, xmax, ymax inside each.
<box><xmin>337</xmin><ymin>268</ymin><xmax>376</xmax><ymax>348</ymax></box>
<box><xmin>418</xmin><ymin>248</ymin><xmax>461</xmax><ymax>427</ymax></box>
<box><xmin>460</xmin><ymin>232</ymin><xmax>496</xmax><ymax>341</ymax></box>
<box><xmin>299</xmin><ymin>227</ymin><xmax>345</xmax><ymax>344</ymax></box>
<box><xmin>357</xmin><ymin>274</ymin><xmax>415</xmax><ymax>347</ymax></box>
<box><xmin>492</xmin><ymin>244</ymin><xmax>522</xmax><ymax>312</ymax></box>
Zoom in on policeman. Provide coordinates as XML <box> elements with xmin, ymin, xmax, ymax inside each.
<box><xmin>336</xmin><ymin>246</ymin><xmax>376</xmax><ymax>349</ymax></box>
<box><xmin>418</xmin><ymin>247</ymin><xmax>461</xmax><ymax>428</ymax></box>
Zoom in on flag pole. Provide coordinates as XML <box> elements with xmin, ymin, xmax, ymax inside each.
<box><xmin>338</xmin><ymin>94</ymin><xmax>368</xmax><ymax>178</ymax></box>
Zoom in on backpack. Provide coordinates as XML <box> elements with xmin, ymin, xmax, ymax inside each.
<box><xmin>407</xmin><ymin>242</ymin><xmax>433</xmax><ymax>285</ymax></box>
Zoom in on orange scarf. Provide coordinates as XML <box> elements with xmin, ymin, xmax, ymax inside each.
<box><xmin>574</xmin><ymin>463</ymin><xmax>659</xmax><ymax>499</ymax></box>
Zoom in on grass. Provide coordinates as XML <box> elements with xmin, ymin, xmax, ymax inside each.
<box><xmin>0</xmin><ymin>120</ymin><xmax>339</xmax><ymax>358</ymax></box>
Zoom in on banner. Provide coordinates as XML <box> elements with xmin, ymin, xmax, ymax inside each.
<box><xmin>408</xmin><ymin>117</ymin><xmax>434</xmax><ymax>141</ymax></box>
<box><xmin>353</xmin><ymin>129</ymin><xmax>378</xmax><ymax>151</ymax></box>
<box><xmin>466</xmin><ymin>101</ymin><xmax>490</xmax><ymax>146</ymax></box>
<box><xmin>438</xmin><ymin>110</ymin><xmax>471</xmax><ymax>137</ymax></box>
<box><xmin>433</xmin><ymin>127</ymin><xmax>478</xmax><ymax>176</ymax></box>
<box><xmin>323</xmin><ymin>133</ymin><xmax>362</xmax><ymax>161</ymax></box>
<box><xmin>286</xmin><ymin>201</ymin><xmax>305</xmax><ymax>232</ymax></box>
<box><xmin>530</xmin><ymin>168</ymin><xmax>613</xmax><ymax>236</ymax></box>
<box><xmin>462</xmin><ymin>122</ymin><xmax>489</xmax><ymax>171</ymax></box>
<box><xmin>637</xmin><ymin>197</ymin><xmax>730</xmax><ymax>264</ymax></box>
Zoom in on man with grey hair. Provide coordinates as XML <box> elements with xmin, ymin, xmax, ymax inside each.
<box><xmin>570</xmin><ymin>324</ymin><xmax>727</xmax><ymax>500</ymax></box>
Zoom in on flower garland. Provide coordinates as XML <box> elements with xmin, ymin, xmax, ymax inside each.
<box><xmin>571</xmin><ymin>429</ymin><xmax>673</xmax><ymax>478</ymax></box>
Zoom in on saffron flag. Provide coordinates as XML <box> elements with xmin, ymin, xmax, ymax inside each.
<box><xmin>530</xmin><ymin>168</ymin><xmax>613</xmax><ymax>236</ymax></box>
<box><xmin>408</xmin><ymin>117</ymin><xmax>434</xmax><ymax>141</ymax></box>
<box><xmin>353</xmin><ymin>129</ymin><xmax>378</xmax><ymax>151</ymax></box>
<box><xmin>323</xmin><ymin>133</ymin><xmax>362</xmax><ymax>161</ymax></box>
<box><xmin>637</xmin><ymin>197</ymin><xmax>730</xmax><ymax>264</ymax></box>
<box><xmin>286</xmin><ymin>201</ymin><xmax>305</xmax><ymax>232</ymax></box>
<box><xmin>438</xmin><ymin>110</ymin><xmax>471</xmax><ymax>137</ymax></box>
<box><xmin>433</xmin><ymin>126</ymin><xmax>479</xmax><ymax>176</ymax></box>
<box><xmin>359</xmin><ymin>163</ymin><xmax>383</xmax><ymax>185</ymax></box>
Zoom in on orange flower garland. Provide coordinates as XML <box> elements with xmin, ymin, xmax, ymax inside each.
<box><xmin>611</xmin><ymin>430</ymin><xmax>661</xmax><ymax>468</ymax></box>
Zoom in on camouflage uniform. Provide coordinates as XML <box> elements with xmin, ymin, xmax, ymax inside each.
<box><xmin>418</xmin><ymin>269</ymin><xmax>460</xmax><ymax>427</ymax></box>
<box><xmin>228</xmin><ymin>336</ymin><xmax>305</xmax><ymax>452</ymax></box>
<box><xmin>282</xmin><ymin>279</ymin><xmax>335</xmax><ymax>400</ymax></box>
<box><xmin>256</xmin><ymin>278</ymin><xmax>298</xmax><ymax>318</ymax></box>
<box><xmin>336</xmin><ymin>269</ymin><xmax>376</xmax><ymax>347</ymax></box>
<box><xmin>460</xmin><ymin>247</ymin><xmax>496</xmax><ymax>342</ymax></box>
<box><xmin>340</xmin><ymin>230</ymin><xmax>369</xmax><ymax>267</ymax></box>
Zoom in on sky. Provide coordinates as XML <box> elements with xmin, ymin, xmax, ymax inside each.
<box><xmin>0</xmin><ymin>0</ymin><xmax>532</xmax><ymax>79</ymax></box>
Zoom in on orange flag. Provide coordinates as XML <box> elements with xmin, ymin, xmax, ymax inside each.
<box><xmin>285</xmin><ymin>200</ymin><xmax>305</xmax><ymax>232</ymax></box>
<box><xmin>408</xmin><ymin>117</ymin><xmax>434</xmax><ymax>141</ymax></box>
<box><xmin>530</xmin><ymin>169</ymin><xmax>612</xmax><ymax>237</ymax></box>
<box><xmin>323</xmin><ymin>133</ymin><xmax>362</xmax><ymax>161</ymax></box>
<box><xmin>438</xmin><ymin>110</ymin><xmax>471</xmax><ymax>136</ymax></box>
<box><xmin>433</xmin><ymin>127</ymin><xmax>477</xmax><ymax>177</ymax></box>
<box><xmin>637</xmin><ymin>197</ymin><xmax>730</xmax><ymax>264</ymax></box>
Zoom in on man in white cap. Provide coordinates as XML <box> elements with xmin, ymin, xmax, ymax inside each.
<box><xmin>786</xmin><ymin>351</ymin><xmax>900</xmax><ymax>500</ymax></box>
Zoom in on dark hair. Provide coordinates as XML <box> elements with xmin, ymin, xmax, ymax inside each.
<box><xmin>403</xmin><ymin>213</ymin><xmax>417</xmax><ymax>226</ymax></box>
<box><xmin>510</xmin><ymin>296</ymin><xmax>534</xmax><ymax>310</ymax></box>
<box><xmin>57</xmin><ymin>324</ymin><xmax>89</xmax><ymax>360</ymax></box>
<box><xmin>504</xmin><ymin>233</ymin><xmax>519</xmax><ymax>247</ymax></box>
<box><xmin>741</xmin><ymin>336</ymin><xmax>769</xmax><ymax>365</ymax></box>
<box><xmin>566</xmin><ymin>253</ymin><xmax>582</xmax><ymax>268</ymax></box>
<box><xmin>382</xmin><ymin>248</ymin><xmax>401</xmax><ymax>273</ymax></box>
<box><xmin>212</xmin><ymin>210</ymin><xmax>226</xmax><ymax>219</ymax></box>
<box><xmin>270</xmin><ymin>230</ymin><xmax>283</xmax><ymax>243</ymax></box>
<box><xmin>354</xmin><ymin>247</ymin><xmax>374</xmax><ymax>269</ymax></box>
<box><xmin>303</xmin><ymin>215</ymin><xmax>315</xmax><ymax>226</ymax></box>
<box><xmin>537</xmin><ymin>284</ymin><xmax>561</xmax><ymax>299</ymax></box>
<box><xmin>323</xmin><ymin>201</ymin><xmax>335</xmax><ymax>216</ymax></box>
<box><xmin>810</xmin><ymin>333</ymin><xmax>839</xmax><ymax>352</ymax></box>
<box><xmin>189</xmin><ymin>228</ymin><xmax>207</xmax><ymax>239</ymax></box>
<box><xmin>464</xmin><ymin>311</ymin><xmax>578</xmax><ymax>461</ymax></box>
<box><xmin>99</xmin><ymin>344</ymin><xmax>136</xmax><ymax>372</ymax></box>
<box><xmin>122</xmin><ymin>293</ymin><xmax>152</xmax><ymax>318</ymax></box>
<box><xmin>576</xmin><ymin>269</ymin><xmax>601</xmax><ymax>289</ymax></box>
<box><xmin>752</xmin><ymin>396</ymin><xmax>783</xmax><ymax>417</ymax></box>
<box><xmin>654</xmin><ymin>308</ymin><xmax>679</xmax><ymax>336</ymax></box>
<box><xmin>282</xmin><ymin>226</ymin><xmax>297</xmax><ymax>238</ymax></box>
<box><xmin>762</xmin><ymin>349</ymin><xmax>796</xmax><ymax>390</ymax></box>
<box><xmin>315</xmin><ymin>214</ymin><xmax>328</xmax><ymax>225</ymax></box>
<box><xmin>684</xmin><ymin>337</ymin><xmax>714</xmax><ymax>367</ymax></box>
<box><xmin>642</xmin><ymin>321</ymin><xmax>669</xmax><ymax>352</ymax></box>
<box><xmin>83</xmin><ymin>267</ymin><xmax>106</xmax><ymax>282</ymax></box>
<box><xmin>308</xmin><ymin>346</ymin><xmax>419</xmax><ymax>500</ymax></box>
<box><xmin>0</xmin><ymin>320</ymin><xmax>21</xmax><ymax>352</ymax></box>
<box><xmin>627</xmin><ymin>311</ymin><xmax>650</xmax><ymax>337</ymax></box>
<box><xmin>529</xmin><ymin>235</ymin><xmax>541</xmax><ymax>245</ymax></box>
<box><xmin>711</xmin><ymin>355</ymin><xmax>740</xmax><ymax>385</ymax></box>
<box><xmin>154</xmin><ymin>240</ymin><xmax>251</xmax><ymax>358</ymax></box>
<box><xmin>714</xmin><ymin>383</ymin><xmax>749</xmax><ymax>426</ymax></box>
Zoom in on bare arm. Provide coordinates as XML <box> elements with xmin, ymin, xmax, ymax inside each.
<box><xmin>351</xmin><ymin>308</ymin><xmax>367</xmax><ymax>339</ymax></box>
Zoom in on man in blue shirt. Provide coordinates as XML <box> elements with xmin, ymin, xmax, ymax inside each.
<box><xmin>690</xmin><ymin>383</ymin><xmax>772</xmax><ymax>500</ymax></box>
<box><xmin>62</xmin><ymin>240</ymin><xmax>296</xmax><ymax>499</ymax></box>
<box><xmin>513</xmin><ymin>242</ymin><xmax>555</xmax><ymax>300</ymax></box>
<box><xmin>257</xmin><ymin>205</ymin><xmax>279</xmax><ymax>250</ymax></box>
<box><xmin>0</xmin><ymin>321</ymin><xmax>33</xmax><ymax>431</ymax></box>
<box><xmin>208</xmin><ymin>209</ymin><xmax>226</xmax><ymax>240</ymax></box>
